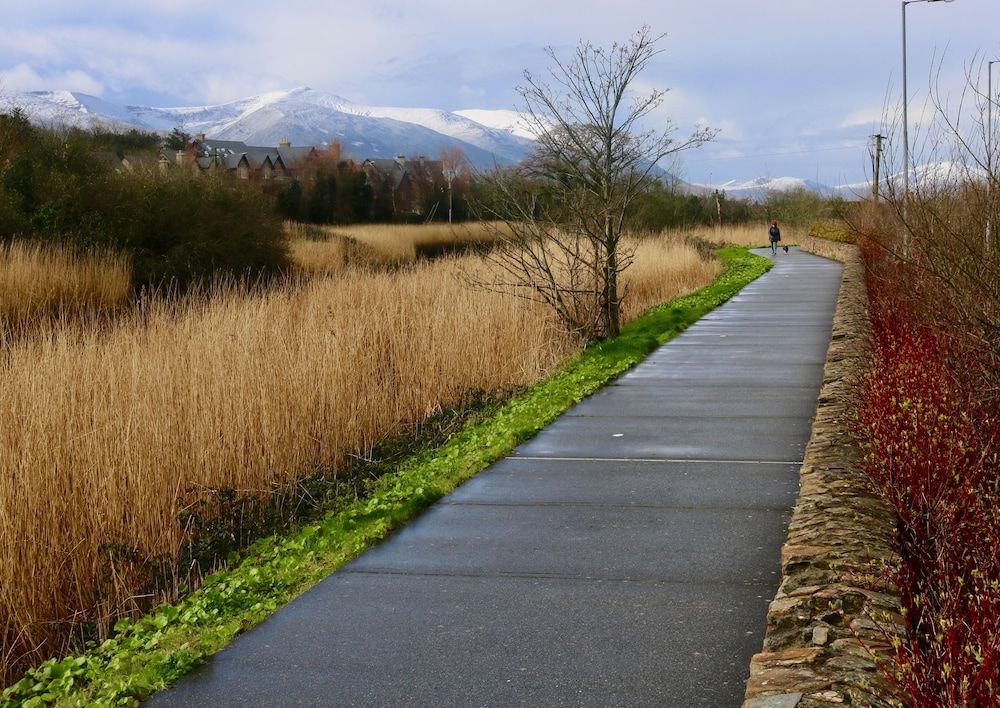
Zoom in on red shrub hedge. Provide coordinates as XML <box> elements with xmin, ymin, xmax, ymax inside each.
<box><xmin>857</xmin><ymin>246</ymin><xmax>1000</xmax><ymax>703</ymax></box>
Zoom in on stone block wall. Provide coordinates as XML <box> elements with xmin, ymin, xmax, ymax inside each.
<box><xmin>743</xmin><ymin>239</ymin><xmax>903</xmax><ymax>708</ymax></box>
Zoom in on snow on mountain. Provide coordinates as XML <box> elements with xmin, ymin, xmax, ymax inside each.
<box><xmin>128</xmin><ymin>87</ymin><xmax>356</xmax><ymax>135</ymax></box>
<box><xmin>0</xmin><ymin>90</ymin><xmax>140</xmax><ymax>131</ymax></box>
<box><xmin>453</xmin><ymin>109</ymin><xmax>542</xmax><ymax>140</ymax></box>
<box><xmin>691</xmin><ymin>175</ymin><xmax>836</xmax><ymax>201</ymax></box>
<box><xmin>1</xmin><ymin>86</ymin><xmax>534</xmax><ymax>168</ymax></box>
<box><xmin>333</xmin><ymin>102</ymin><xmax>534</xmax><ymax>165</ymax></box>
<box><xmin>12</xmin><ymin>87</ymin><xmax>953</xmax><ymax>197</ymax></box>
<box><xmin>830</xmin><ymin>179</ymin><xmax>870</xmax><ymax>196</ymax></box>
<box><xmin>892</xmin><ymin>160</ymin><xmax>985</xmax><ymax>189</ymax></box>
<box><xmin>833</xmin><ymin>161</ymin><xmax>988</xmax><ymax>198</ymax></box>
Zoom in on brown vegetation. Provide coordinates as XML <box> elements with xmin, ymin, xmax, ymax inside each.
<box><xmin>660</xmin><ymin>223</ymin><xmax>800</xmax><ymax>248</ymax></box>
<box><xmin>0</xmin><ymin>229</ymin><xmax>717</xmax><ymax>684</ymax></box>
<box><xmin>286</xmin><ymin>221</ymin><xmax>503</xmax><ymax>273</ymax></box>
<box><xmin>620</xmin><ymin>238</ymin><xmax>720</xmax><ymax>321</ymax></box>
<box><xmin>0</xmin><ymin>240</ymin><xmax>132</xmax><ymax>329</ymax></box>
<box><xmin>839</xmin><ymin>62</ymin><xmax>1000</xmax><ymax>701</ymax></box>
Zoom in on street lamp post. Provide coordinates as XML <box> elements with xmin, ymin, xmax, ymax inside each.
<box><xmin>988</xmin><ymin>59</ymin><xmax>999</xmax><ymax>248</ymax></box>
<box><xmin>443</xmin><ymin>168</ymin><xmax>456</xmax><ymax>224</ymax></box>
<box><xmin>902</xmin><ymin>0</ymin><xmax>956</xmax><ymax>230</ymax></box>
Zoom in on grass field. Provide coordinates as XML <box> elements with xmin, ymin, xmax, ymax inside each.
<box><xmin>0</xmin><ymin>228</ymin><xmax>718</xmax><ymax>685</ymax></box>
<box><xmin>286</xmin><ymin>221</ymin><xmax>503</xmax><ymax>273</ymax></box>
<box><xmin>0</xmin><ymin>240</ymin><xmax>132</xmax><ymax>331</ymax></box>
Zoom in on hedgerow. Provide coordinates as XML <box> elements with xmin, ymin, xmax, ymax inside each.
<box><xmin>855</xmin><ymin>244</ymin><xmax>1000</xmax><ymax>703</ymax></box>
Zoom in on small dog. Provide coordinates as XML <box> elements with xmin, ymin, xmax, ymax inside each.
<box><xmin>783</xmin><ymin>245</ymin><xmax>789</xmax><ymax>253</ymax></box>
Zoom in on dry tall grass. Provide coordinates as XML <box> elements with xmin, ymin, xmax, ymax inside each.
<box><xmin>286</xmin><ymin>222</ymin><xmax>503</xmax><ymax>274</ymax></box>
<box><xmin>0</xmin><ymin>234</ymin><xmax>716</xmax><ymax>683</ymax></box>
<box><xmin>661</xmin><ymin>223</ymin><xmax>799</xmax><ymax>248</ymax></box>
<box><xmin>620</xmin><ymin>238</ymin><xmax>721</xmax><ymax>322</ymax></box>
<box><xmin>286</xmin><ymin>234</ymin><xmax>355</xmax><ymax>275</ymax></box>
<box><xmin>0</xmin><ymin>240</ymin><xmax>132</xmax><ymax>329</ymax></box>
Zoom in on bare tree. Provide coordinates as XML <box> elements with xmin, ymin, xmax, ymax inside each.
<box><xmin>478</xmin><ymin>26</ymin><xmax>716</xmax><ymax>340</ymax></box>
<box><xmin>439</xmin><ymin>147</ymin><xmax>469</xmax><ymax>224</ymax></box>
<box><xmin>855</xmin><ymin>57</ymin><xmax>1000</xmax><ymax>403</ymax></box>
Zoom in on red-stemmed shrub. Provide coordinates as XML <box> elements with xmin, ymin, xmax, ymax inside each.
<box><xmin>856</xmin><ymin>244</ymin><xmax>1000</xmax><ymax>704</ymax></box>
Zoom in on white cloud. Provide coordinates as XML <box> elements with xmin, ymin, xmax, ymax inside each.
<box><xmin>0</xmin><ymin>28</ymin><xmax>60</xmax><ymax>60</ymax></box>
<box><xmin>840</xmin><ymin>106</ymin><xmax>888</xmax><ymax>129</ymax></box>
<box><xmin>2</xmin><ymin>0</ymin><xmax>999</xmax><ymax>185</ymax></box>
<box><xmin>700</xmin><ymin>118</ymin><xmax>743</xmax><ymax>141</ymax></box>
<box><xmin>0</xmin><ymin>63</ymin><xmax>103</xmax><ymax>95</ymax></box>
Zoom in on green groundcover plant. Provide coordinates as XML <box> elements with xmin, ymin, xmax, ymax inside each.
<box><xmin>2</xmin><ymin>247</ymin><xmax>769</xmax><ymax>708</ymax></box>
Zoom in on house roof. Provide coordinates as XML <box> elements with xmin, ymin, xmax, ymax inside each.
<box><xmin>242</xmin><ymin>148</ymin><xmax>276</xmax><ymax>169</ymax></box>
<box><xmin>363</xmin><ymin>158</ymin><xmax>406</xmax><ymax>189</ymax></box>
<box><xmin>363</xmin><ymin>157</ymin><xmax>445</xmax><ymax>189</ymax></box>
<box><xmin>197</xmin><ymin>138</ymin><xmax>249</xmax><ymax>156</ymax></box>
<box><xmin>276</xmin><ymin>146</ymin><xmax>315</xmax><ymax>167</ymax></box>
<box><xmin>223</xmin><ymin>153</ymin><xmax>247</xmax><ymax>170</ymax></box>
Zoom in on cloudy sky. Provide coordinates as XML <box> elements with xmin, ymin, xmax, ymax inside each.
<box><xmin>2</xmin><ymin>0</ymin><xmax>999</xmax><ymax>185</ymax></box>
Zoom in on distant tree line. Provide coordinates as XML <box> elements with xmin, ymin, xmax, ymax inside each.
<box><xmin>0</xmin><ymin>108</ymin><xmax>846</xmax><ymax>292</ymax></box>
<box><xmin>0</xmin><ymin>110</ymin><xmax>286</xmax><ymax>289</ymax></box>
<box><xmin>628</xmin><ymin>179</ymin><xmax>846</xmax><ymax>231</ymax></box>
<box><xmin>275</xmin><ymin>153</ymin><xmax>475</xmax><ymax>225</ymax></box>
<box><xmin>280</xmin><ymin>162</ymin><xmax>844</xmax><ymax>232</ymax></box>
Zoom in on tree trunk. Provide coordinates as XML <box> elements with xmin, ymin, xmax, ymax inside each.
<box><xmin>604</xmin><ymin>214</ymin><xmax>620</xmax><ymax>337</ymax></box>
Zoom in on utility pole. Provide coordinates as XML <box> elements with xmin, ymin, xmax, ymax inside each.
<box><xmin>871</xmin><ymin>133</ymin><xmax>886</xmax><ymax>201</ymax></box>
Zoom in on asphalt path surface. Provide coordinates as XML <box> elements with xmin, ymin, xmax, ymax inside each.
<box><xmin>150</xmin><ymin>247</ymin><xmax>843</xmax><ymax>707</ymax></box>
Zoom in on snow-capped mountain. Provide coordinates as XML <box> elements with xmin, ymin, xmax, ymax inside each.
<box><xmin>335</xmin><ymin>102</ymin><xmax>533</xmax><ymax>162</ymax></box>
<box><xmin>697</xmin><ymin>176</ymin><xmax>837</xmax><ymax>201</ymax></box>
<box><xmin>453</xmin><ymin>109</ymin><xmax>541</xmax><ymax>140</ymax></box>
<box><xmin>0</xmin><ymin>90</ymin><xmax>140</xmax><ymax>132</ymax></box>
<box><xmin>0</xmin><ymin>87</ymin><xmax>535</xmax><ymax>168</ymax></box>
<box><xmin>4</xmin><ymin>87</ymin><xmax>931</xmax><ymax>199</ymax></box>
<box><xmin>832</xmin><ymin>161</ymin><xmax>987</xmax><ymax>200</ymax></box>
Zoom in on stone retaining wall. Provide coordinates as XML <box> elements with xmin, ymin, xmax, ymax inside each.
<box><xmin>743</xmin><ymin>238</ymin><xmax>903</xmax><ymax>707</ymax></box>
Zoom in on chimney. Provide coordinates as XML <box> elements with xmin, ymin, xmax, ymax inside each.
<box><xmin>195</xmin><ymin>132</ymin><xmax>206</xmax><ymax>142</ymax></box>
<box><xmin>278</xmin><ymin>138</ymin><xmax>291</xmax><ymax>148</ymax></box>
<box><xmin>395</xmin><ymin>155</ymin><xmax>406</xmax><ymax>166</ymax></box>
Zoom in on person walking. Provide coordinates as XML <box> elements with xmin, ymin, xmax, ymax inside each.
<box><xmin>768</xmin><ymin>220</ymin><xmax>781</xmax><ymax>255</ymax></box>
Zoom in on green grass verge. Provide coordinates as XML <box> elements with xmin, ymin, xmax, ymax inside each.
<box><xmin>2</xmin><ymin>247</ymin><xmax>770</xmax><ymax>707</ymax></box>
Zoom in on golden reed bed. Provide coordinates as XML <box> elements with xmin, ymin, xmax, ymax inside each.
<box><xmin>0</xmin><ymin>229</ymin><xmax>718</xmax><ymax>683</ymax></box>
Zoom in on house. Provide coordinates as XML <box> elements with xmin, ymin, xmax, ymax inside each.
<box><xmin>160</xmin><ymin>135</ymin><xmax>319</xmax><ymax>182</ymax></box>
<box><xmin>362</xmin><ymin>155</ymin><xmax>445</xmax><ymax>218</ymax></box>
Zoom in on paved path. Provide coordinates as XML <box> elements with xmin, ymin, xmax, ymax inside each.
<box><xmin>151</xmin><ymin>248</ymin><xmax>843</xmax><ymax>707</ymax></box>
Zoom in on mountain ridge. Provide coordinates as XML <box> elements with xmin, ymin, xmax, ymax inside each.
<box><xmin>2</xmin><ymin>87</ymin><xmax>886</xmax><ymax>197</ymax></box>
<box><xmin>0</xmin><ymin>87</ymin><xmax>535</xmax><ymax>168</ymax></box>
